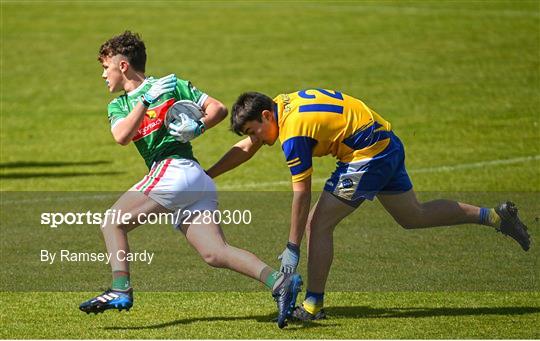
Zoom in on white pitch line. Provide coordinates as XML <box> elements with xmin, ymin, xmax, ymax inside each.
<box><xmin>408</xmin><ymin>155</ymin><xmax>540</xmax><ymax>175</ymax></box>
<box><xmin>2</xmin><ymin>155</ymin><xmax>538</xmax><ymax>204</ymax></box>
<box><xmin>219</xmin><ymin>155</ymin><xmax>540</xmax><ymax>190</ymax></box>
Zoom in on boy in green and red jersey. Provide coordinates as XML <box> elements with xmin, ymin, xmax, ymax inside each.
<box><xmin>79</xmin><ymin>31</ymin><xmax>301</xmax><ymax>329</ymax></box>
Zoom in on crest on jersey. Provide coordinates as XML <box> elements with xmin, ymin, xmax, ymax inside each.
<box><xmin>146</xmin><ymin>110</ymin><xmax>157</xmax><ymax>119</ymax></box>
<box><xmin>342</xmin><ymin>178</ymin><xmax>354</xmax><ymax>189</ymax></box>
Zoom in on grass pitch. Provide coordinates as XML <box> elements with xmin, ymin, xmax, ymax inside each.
<box><xmin>1</xmin><ymin>292</ymin><xmax>539</xmax><ymax>339</ymax></box>
<box><xmin>1</xmin><ymin>0</ymin><xmax>539</xmax><ymax>339</ymax></box>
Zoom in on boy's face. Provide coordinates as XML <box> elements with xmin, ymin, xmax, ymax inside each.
<box><xmin>100</xmin><ymin>55</ymin><xmax>128</xmax><ymax>93</ymax></box>
<box><xmin>242</xmin><ymin>109</ymin><xmax>279</xmax><ymax>145</ymax></box>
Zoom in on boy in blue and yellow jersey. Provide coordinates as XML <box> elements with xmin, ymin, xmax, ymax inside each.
<box><xmin>273</xmin><ymin>89</ymin><xmax>401</xmax><ymax>196</ymax></box>
<box><xmin>207</xmin><ymin>89</ymin><xmax>530</xmax><ymax>321</ymax></box>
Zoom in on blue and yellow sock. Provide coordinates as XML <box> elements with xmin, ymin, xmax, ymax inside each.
<box><xmin>479</xmin><ymin>207</ymin><xmax>501</xmax><ymax>228</ymax></box>
<box><xmin>302</xmin><ymin>291</ymin><xmax>324</xmax><ymax>315</ymax></box>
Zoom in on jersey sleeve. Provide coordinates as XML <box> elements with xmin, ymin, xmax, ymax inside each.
<box><xmin>107</xmin><ymin>97</ymin><xmax>128</xmax><ymax>129</ymax></box>
<box><xmin>282</xmin><ymin>136</ymin><xmax>317</xmax><ymax>182</ymax></box>
<box><xmin>176</xmin><ymin>79</ymin><xmax>208</xmax><ymax>107</ymax></box>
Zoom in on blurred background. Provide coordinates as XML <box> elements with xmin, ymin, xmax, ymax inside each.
<box><xmin>1</xmin><ymin>1</ymin><xmax>538</xmax><ymax>192</ymax></box>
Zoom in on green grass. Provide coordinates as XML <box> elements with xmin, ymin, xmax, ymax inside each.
<box><xmin>2</xmin><ymin>191</ymin><xmax>539</xmax><ymax>293</ymax></box>
<box><xmin>1</xmin><ymin>292</ymin><xmax>539</xmax><ymax>339</ymax></box>
<box><xmin>1</xmin><ymin>0</ymin><xmax>539</xmax><ymax>339</ymax></box>
<box><xmin>1</xmin><ymin>0</ymin><xmax>539</xmax><ymax>191</ymax></box>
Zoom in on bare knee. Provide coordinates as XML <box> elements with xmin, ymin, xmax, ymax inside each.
<box><xmin>309</xmin><ymin>217</ymin><xmax>336</xmax><ymax>236</ymax></box>
<box><xmin>200</xmin><ymin>248</ymin><xmax>227</xmax><ymax>268</ymax></box>
<box><xmin>102</xmin><ymin>223</ymin><xmax>131</xmax><ymax>234</ymax></box>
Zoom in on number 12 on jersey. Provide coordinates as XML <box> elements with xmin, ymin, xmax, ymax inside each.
<box><xmin>297</xmin><ymin>89</ymin><xmax>344</xmax><ymax>114</ymax></box>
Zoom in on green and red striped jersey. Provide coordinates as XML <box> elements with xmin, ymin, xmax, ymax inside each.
<box><xmin>107</xmin><ymin>77</ymin><xmax>207</xmax><ymax>169</ymax></box>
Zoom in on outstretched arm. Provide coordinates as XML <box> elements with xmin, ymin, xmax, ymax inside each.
<box><xmin>289</xmin><ymin>177</ymin><xmax>312</xmax><ymax>246</ymax></box>
<box><xmin>206</xmin><ymin>136</ymin><xmax>263</xmax><ymax>178</ymax></box>
<box><xmin>278</xmin><ymin>176</ymin><xmax>312</xmax><ymax>274</ymax></box>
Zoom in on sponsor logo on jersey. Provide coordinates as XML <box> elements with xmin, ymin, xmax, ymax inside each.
<box><xmin>132</xmin><ymin>98</ymin><xmax>176</xmax><ymax>142</ymax></box>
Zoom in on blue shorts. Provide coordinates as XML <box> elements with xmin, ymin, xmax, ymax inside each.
<box><xmin>323</xmin><ymin>132</ymin><xmax>413</xmax><ymax>207</ymax></box>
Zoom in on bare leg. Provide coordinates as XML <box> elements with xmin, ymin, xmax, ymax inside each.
<box><xmin>181</xmin><ymin>220</ymin><xmax>268</xmax><ymax>281</ymax></box>
<box><xmin>79</xmin><ymin>190</ymin><xmax>173</xmax><ymax>313</ymax></box>
<box><xmin>377</xmin><ymin>189</ymin><xmax>481</xmax><ymax>229</ymax></box>
<box><xmin>102</xmin><ymin>191</ymin><xmax>170</xmax><ymax>275</ymax></box>
<box><xmin>306</xmin><ymin>192</ymin><xmax>357</xmax><ymax>293</ymax></box>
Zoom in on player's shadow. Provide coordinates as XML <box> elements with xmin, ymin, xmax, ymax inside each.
<box><xmin>0</xmin><ymin>160</ymin><xmax>123</xmax><ymax>179</ymax></box>
<box><xmin>0</xmin><ymin>171</ymin><xmax>123</xmax><ymax>179</ymax></box>
<box><xmin>104</xmin><ymin>305</ymin><xmax>540</xmax><ymax>331</ymax></box>
<box><xmin>324</xmin><ymin>305</ymin><xmax>540</xmax><ymax>319</ymax></box>
<box><xmin>0</xmin><ymin>160</ymin><xmax>111</xmax><ymax>168</ymax></box>
<box><xmin>104</xmin><ymin>311</ymin><xmax>337</xmax><ymax>331</ymax></box>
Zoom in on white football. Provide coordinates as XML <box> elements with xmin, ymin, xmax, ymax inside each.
<box><xmin>165</xmin><ymin>100</ymin><xmax>205</xmax><ymax>126</ymax></box>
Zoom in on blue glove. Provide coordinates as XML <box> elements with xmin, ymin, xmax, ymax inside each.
<box><xmin>168</xmin><ymin>118</ymin><xmax>205</xmax><ymax>143</ymax></box>
<box><xmin>142</xmin><ymin>74</ymin><xmax>177</xmax><ymax>105</ymax></box>
<box><xmin>278</xmin><ymin>242</ymin><xmax>300</xmax><ymax>274</ymax></box>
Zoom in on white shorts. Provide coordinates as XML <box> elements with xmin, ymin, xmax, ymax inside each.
<box><xmin>130</xmin><ymin>158</ymin><xmax>218</xmax><ymax>226</ymax></box>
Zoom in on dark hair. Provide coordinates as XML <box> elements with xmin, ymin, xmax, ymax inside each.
<box><xmin>98</xmin><ymin>31</ymin><xmax>146</xmax><ymax>72</ymax></box>
<box><xmin>231</xmin><ymin>92</ymin><xmax>274</xmax><ymax>135</ymax></box>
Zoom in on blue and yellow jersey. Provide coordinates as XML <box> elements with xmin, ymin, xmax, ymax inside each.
<box><xmin>275</xmin><ymin>89</ymin><xmax>392</xmax><ymax>182</ymax></box>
